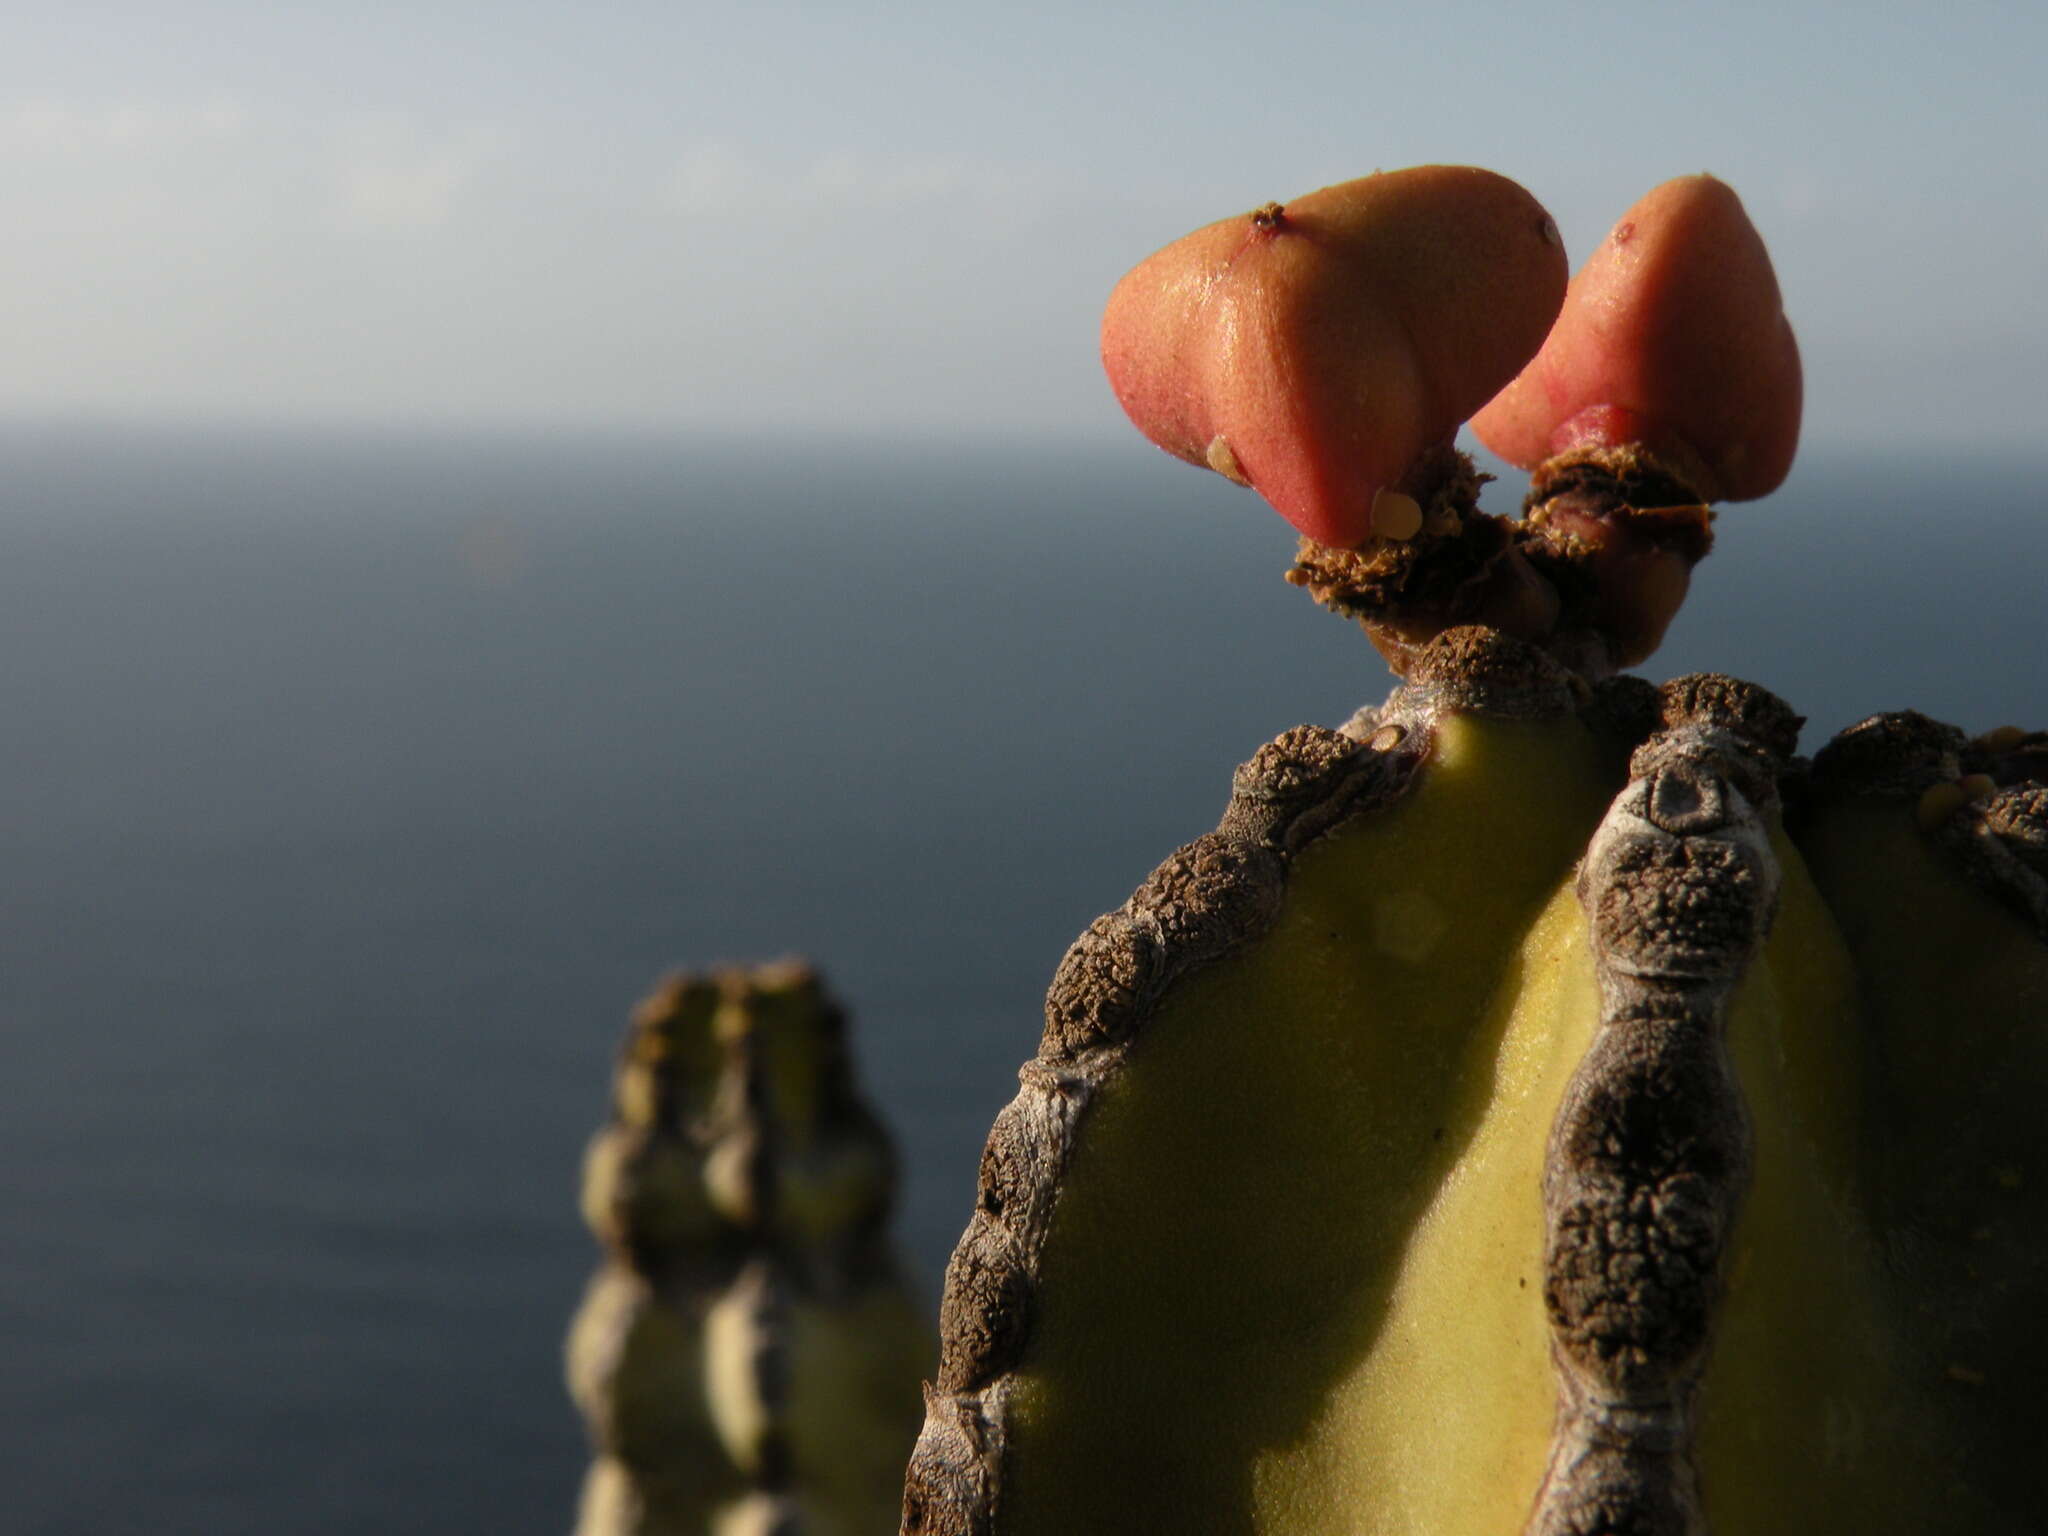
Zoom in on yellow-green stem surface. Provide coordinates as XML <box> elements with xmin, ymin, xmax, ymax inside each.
<box><xmin>1001</xmin><ymin>713</ymin><xmax>1614</xmax><ymax>1535</ymax></box>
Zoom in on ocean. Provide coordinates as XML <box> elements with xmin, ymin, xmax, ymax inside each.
<box><xmin>4</xmin><ymin>422</ymin><xmax>2043</xmax><ymax>1533</ymax></box>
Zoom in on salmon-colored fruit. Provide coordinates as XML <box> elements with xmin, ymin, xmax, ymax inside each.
<box><xmin>1100</xmin><ymin>167</ymin><xmax>1567</xmax><ymax>547</ymax></box>
<box><xmin>1472</xmin><ymin>175</ymin><xmax>1802</xmax><ymax>502</ymax></box>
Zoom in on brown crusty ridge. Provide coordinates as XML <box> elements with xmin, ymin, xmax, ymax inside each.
<box><xmin>903</xmin><ymin>630</ymin><xmax>1622</xmax><ymax>1536</ymax></box>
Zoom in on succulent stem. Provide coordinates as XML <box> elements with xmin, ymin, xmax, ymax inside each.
<box><xmin>568</xmin><ymin>963</ymin><xmax>929</xmax><ymax>1536</ymax></box>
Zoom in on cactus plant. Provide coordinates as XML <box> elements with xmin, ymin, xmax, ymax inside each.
<box><xmin>568</xmin><ymin>961</ymin><xmax>931</xmax><ymax>1536</ymax></box>
<box><xmin>903</xmin><ymin>168</ymin><xmax>2046</xmax><ymax>1533</ymax></box>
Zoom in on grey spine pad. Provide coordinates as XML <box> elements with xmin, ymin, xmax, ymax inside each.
<box><xmin>1522</xmin><ymin>686</ymin><xmax>1792</xmax><ymax>1536</ymax></box>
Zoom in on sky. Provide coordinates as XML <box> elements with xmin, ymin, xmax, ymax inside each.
<box><xmin>3</xmin><ymin>1</ymin><xmax>2045</xmax><ymax>450</ymax></box>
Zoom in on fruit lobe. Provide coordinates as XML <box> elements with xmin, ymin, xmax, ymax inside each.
<box><xmin>1471</xmin><ymin>175</ymin><xmax>1802</xmax><ymax>502</ymax></box>
<box><xmin>1101</xmin><ymin>166</ymin><xmax>1567</xmax><ymax>547</ymax></box>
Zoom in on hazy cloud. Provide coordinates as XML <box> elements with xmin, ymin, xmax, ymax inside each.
<box><xmin>0</xmin><ymin>96</ymin><xmax>246</xmax><ymax>154</ymax></box>
<box><xmin>327</xmin><ymin>117</ymin><xmax>502</xmax><ymax>234</ymax></box>
<box><xmin>1772</xmin><ymin>166</ymin><xmax>1825</xmax><ymax>222</ymax></box>
<box><xmin>664</xmin><ymin>141</ymin><xmax>1055</xmax><ymax>228</ymax></box>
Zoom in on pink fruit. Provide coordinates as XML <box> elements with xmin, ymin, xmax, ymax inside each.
<box><xmin>1100</xmin><ymin>167</ymin><xmax>1567</xmax><ymax>547</ymax></box>
<box><xmin>1471</xmin><ymin>175</ymin><xmax>1802</xmax><ymax>502</ymax></box>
